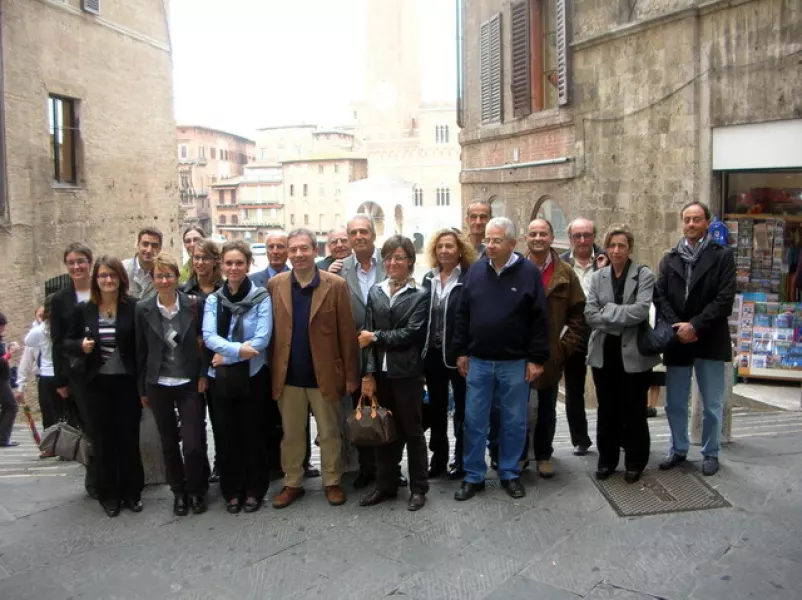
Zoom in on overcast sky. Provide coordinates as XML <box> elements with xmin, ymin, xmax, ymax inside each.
<box><xmin>169</xmin><ymin>0</ymin><xmax>456</xmax><ymax>138</ymax></box>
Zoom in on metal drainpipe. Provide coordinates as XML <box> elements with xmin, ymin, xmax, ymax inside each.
<box><xmin>461</xmin><ymin>157</ymin><xmax>572</xmax><ymax>173</ymax></box>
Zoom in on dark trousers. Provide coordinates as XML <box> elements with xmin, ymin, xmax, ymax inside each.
<box><xmin>352</xmin><ymin>388</ymin><xmax>377</xmax><ymax>476</ymax></box>
<box><xmin>564</xmin><ymin>342</ymin><xmax>593</xmax><ymax>448</ymax></box>
<box><xmin>0</xmin><ymin>381</ymin><xmax>18</xmax><ymax>444</ymax></box>
<box><xmin>592</xmin><ymin>344</ymin><xmax>651</xmax><ymax>472</ymax></box>
<box><xmin>68</xmin><ymin>377</ymin><xmax>97</xmax><ymax>493</ymax></box>
<box><xmin>147</xmin><ymin>383</ymin><xmax>208</xmax><ymax>496</ymax></box>
<box><xmin>532</xmin><ymin>385</ymin><xmax>559</xmax><ymax>461</ymax></box>
<box><xmin>37</xmin><ymin>375</ymin><xmax>65</xmax><ymax>430</ymax></box>
<box><xmin>86</xmin><ymin>374</ymin><xmax>144</xmax><ymax>503</ymax></box>
<box><xmin>423</xmin><ymin>352</ymin><xmax>466</xmax><ymax>469</ymax></box>
<box><xmin>212</xmin><ymin>363</ymin><xmax>270</xmax><ymax>502</ymax></box>
<box><xmin>374</xmin><ymin>374</ymin><xmax>429</xmax><ymax>495</ymax></box>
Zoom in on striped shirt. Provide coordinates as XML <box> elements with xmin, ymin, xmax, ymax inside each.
<box><xmin>98</xmin><ymin>317</ymin><xmax>117</xmax><ymax>364</ymax></box>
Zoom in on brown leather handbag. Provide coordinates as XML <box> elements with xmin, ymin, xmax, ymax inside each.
<box><xmin>347</xmin><ymin>394</ymin><xmax>397</xmax><ymax>447</ymax></box>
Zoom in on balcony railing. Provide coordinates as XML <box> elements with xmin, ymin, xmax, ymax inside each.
<box><xmin>179</xmin><ymin>157</ymin><xmax>208</xmax><ymax>166</ymax></box>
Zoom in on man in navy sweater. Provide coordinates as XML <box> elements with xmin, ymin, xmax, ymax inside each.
<box><xmin>453</xmin><ymin>217</ymin><xmax>549</xmax><ymax>500</ymax></box>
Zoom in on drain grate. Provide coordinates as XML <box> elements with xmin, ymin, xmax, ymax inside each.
<box><xmin>591</xmin><ymin>469</ymin><xmax>731</xmax><ymax>517</ymax></box>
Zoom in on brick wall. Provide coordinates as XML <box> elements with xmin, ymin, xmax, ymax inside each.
<box><xmin>0</xmin><ymin>0</ymin><xmax>179</xmax><ymax>345</ymax></box>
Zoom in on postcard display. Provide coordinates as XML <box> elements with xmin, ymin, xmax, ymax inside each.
<box><xmin>726</xmin><ymin>216</ymin><xmax>802</xmax><ymax>381</ymax></box>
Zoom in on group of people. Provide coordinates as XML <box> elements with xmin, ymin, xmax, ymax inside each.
<box><xmin>1</xmin><ymin>198</ymin><xmax>734</xmax><ymax>517</ymax></box>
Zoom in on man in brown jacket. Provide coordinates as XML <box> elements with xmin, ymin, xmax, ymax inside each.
<box><xmin>525</xmin><ymin>218</ymin><xmax>586</xmax><ymax>478</ymax></box>
<box><xmin>268</xmin><ymin>228</ymin><xmax>360</xmax><ymax>508</ymax></box>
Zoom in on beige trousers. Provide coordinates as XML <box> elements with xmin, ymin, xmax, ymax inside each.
<box><xmin>277</xmin><ymin>386</ymin><xmax>341</xmax><ymax>488</ymax></box>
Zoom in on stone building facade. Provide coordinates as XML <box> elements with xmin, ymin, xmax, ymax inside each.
<box><xmin>459</xmin><ymin>0</ymin><xmax>802</xmax><ymax>268</ymax></box>
<box><xmin>177</xmin><ymin>125</ymin><xmax>256</xmax><ymax>235</ymax></box>
<box><xmin>0</xmin><ymin>0</ymin><xmax>179</xmax><ymax>341</ymax></box>
<box><xmin>283</xmin><ymin>155</ymin><xmax>368</xmax><ymax>246</ymax></box>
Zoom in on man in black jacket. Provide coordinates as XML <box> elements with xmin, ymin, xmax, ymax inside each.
<box><xmin>453</xmin><ymin>217</ymin><xmax>549</xmax><ymax>501</ymax></box>
<box><xmin>655</xmin><ymin>202</ymin><xmax>735</xmax><ymax>476</ymax></box>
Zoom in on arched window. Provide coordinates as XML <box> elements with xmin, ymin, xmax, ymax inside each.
<box><xmin>532</xmin><ymin>196</ymin><xmax>569</xmax><ymax>249</ymax></box>
<box><xmin>436</xmin><ymin>186</ymin><xmax>451</xmax><ymax>207</ymax></box>
<box><xmin>219</xmin><ymin>215</ymin><xmax>227</xmax><ymax>225</ymax></box>
<box><xmin>231</xmin><ymin>214</ymin><xmax>239</xmax><ymax>225</ymax></box>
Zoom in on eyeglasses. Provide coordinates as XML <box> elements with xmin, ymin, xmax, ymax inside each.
<box><xmin>66</xmin><ymin>259</ymin><xmax>89</xmax><ymax>267</ymax></box>
<box><xmin>329</xmin><ymin>238</ymin><xmax>349</xmax><ymax>245</ymax></box>
<box><xmin>192</xmin><ymin>255</ymin><xmax>215</xmax><ymax>263</ymax></box>
<box><xmin>154</xmin><ymin>273</ymin><xmax>177</xmax><ymax>281</ymax></box>
<box><xmin>571</xmin><ymin>233</ymin><xmax>594</xmax><ymax>240</ymax></box>
<box><xmin>483</xmin><ymin>238</ymin><xmax>506</xmax><ymax>246</ymax></box>
<box><xmin>96</xmin><ymin>273</ymin><xmax>119</xmax><ymax>281</ymax></box>
<box><xmin>383</xmin><ymin>255</ymin><xmax>408</xmax><ymax>263</ymax></box>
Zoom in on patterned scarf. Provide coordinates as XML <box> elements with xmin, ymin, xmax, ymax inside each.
<box><xmin>216</xmin><ymin>277</ymin><xmax>270</xmax><ymax>342</ymax></box>
<box><xmin>676</xmin><ymin>234</ymin><xmax>710</xmax><ymax>299</ymax></box>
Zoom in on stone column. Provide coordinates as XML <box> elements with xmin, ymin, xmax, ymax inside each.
<box><xmin>140</xmin><ymin>405</ymin><xmax>166</xmax><ymax>485</ymax></box>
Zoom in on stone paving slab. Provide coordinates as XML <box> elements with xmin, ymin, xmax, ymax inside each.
<box><xmin>2</xmin><ymin>414</ymin><xmax>802</xmax><ymax>600</ymax></box>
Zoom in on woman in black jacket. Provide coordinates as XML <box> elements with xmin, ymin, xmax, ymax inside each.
<box><xmin>358</xmin><ymin>235</ymin><xmax>430</xmax><ymax>511</ymax></box>
<box><xmin>65</xmin><ymin>256</ymin><xmax>143</xmax><ymax>517</ymax></box>
<box><xmin>136</xmin><ymin>254</ymin><xmax>208</xmax><ymax>516</ymax></box>
<box><xmin>420</xmin><ymin>228</ymin><xmax>477</xmax><ymax>479</ymax></box>
<box><xmin>50</xmin><ymin>242</ymin><xmax>97</xmax><ymax>496</ymax></box>
<box><xmin>181</xmin><ymin>238</ymin><xmax>224</xmax><ymax>483</ymax></box>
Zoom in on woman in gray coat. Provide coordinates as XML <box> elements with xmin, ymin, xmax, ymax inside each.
<box><xmin>585</xmin><ymin>224</ymin><xmax>660</xmax><ymax>483</ymax></box>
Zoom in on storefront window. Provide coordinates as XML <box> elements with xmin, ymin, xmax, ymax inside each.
<box><xmin>725</xmin><ymin>170</ymin><xmax>802</xmax><ymax>215</ymax></box>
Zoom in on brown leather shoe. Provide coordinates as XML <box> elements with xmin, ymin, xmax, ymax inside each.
<box><xmin>325</xmin><ymin>484</ymin><xmax>346</xmax><ymax>506</ymax></box>
<box><xmin>272</xmin><ymin>486</ymin><xmax>305</xmax><ymax>509</ymax></box>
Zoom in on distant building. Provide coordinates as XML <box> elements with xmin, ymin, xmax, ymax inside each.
<box><xmin>211</xmin><ymin>164</ymin><xmax>284</xmax><ymax>242</ymax></box>
<box><xmin>0</xmin><ymin>0</ymin><xmax>179</xmax><ymax>336</ymax></box>
<box><xmin>282</xmin><ymin>154</ymin><xmax>368</xmax><ymax>250</ymax></box>
<box><xmin>177</xmin><ymin>125</ymin><xmax>255</xmax><ymax>234</ymax></box>
<box><xmin>347</xmin><ymin>0</ymin><xmax>463</xmax><ymax>248</ymax></box>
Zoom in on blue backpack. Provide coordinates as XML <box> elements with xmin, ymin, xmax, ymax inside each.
<box><xmin>708</xmin><ymin>217</ymin><xmax>729</xmax><ymax>247</ymax></box>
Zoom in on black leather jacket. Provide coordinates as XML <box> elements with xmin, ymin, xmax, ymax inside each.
<box><xmin>364</xmin><ymin>282</ymin><xmax>430</xmax><ymax>379</ymax></box>
<box><xmin>420</xmin><ymin>268</ymin><xmax>468</xmax><ymax>369</ymax></box>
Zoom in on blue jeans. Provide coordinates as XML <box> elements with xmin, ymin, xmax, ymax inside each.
<box><xmin>463</xmin><ymin>358</ymin><xmax>529</xmax><ymax>483</ymax></box>
<box><xmin>665</xmin><ymin>360</ymin><xmax>726</xmax><ymax>458</ymax></box>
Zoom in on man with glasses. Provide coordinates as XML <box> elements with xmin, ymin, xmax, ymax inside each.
<box><xmin>123</xmin><ymin>227</ymin><xmax>163</xmax><ymax>299</ymax></box>
<box><xmin>453</xmin><ymin>217</ymin><xmax>549</xmax><ymax>501</ymax></box>
<box><xmin>317</xmin><ymin>228</ymin><xmax>351</xmax><ymax>273</ymax></box>
<box><xmin>559</xmin><ymin>218</ymin><xmax>607</xmax><ymax>456</ymax></box>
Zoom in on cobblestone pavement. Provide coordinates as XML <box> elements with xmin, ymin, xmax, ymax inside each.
<box><xmin>1</xmin><ymin>407</ymin><xmax>801</xmax><ymax>600</ymax></box>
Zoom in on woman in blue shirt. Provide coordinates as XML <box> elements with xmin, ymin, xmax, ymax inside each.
<box><xmin>203</xmin><ymin>240</ymin><xmax>273</xmax><ymax>514</ymax></box>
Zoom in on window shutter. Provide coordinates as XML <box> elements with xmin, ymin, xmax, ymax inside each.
<box><xmin>82</xmin><ymin>0</ymin><xmax>100</xmax><ymax>14</ymax></box>
<box><xmin>510</xmin><ymin>2</ymin><xmax>531</xmax><ymax>118</ymax></box>
<box><xmin>480</xmin><ymin>14</ymin><xmax>503</xmax><ymax>123</ymax></box>
<box><xmin>556</xmin><ymin>0</ymin><xmax>572</xmax><ymax>106</ymax></box>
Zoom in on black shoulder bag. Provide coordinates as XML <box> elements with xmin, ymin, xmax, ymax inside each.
<box><xmin>635</xmin><ymin>266</ymin><xmax>676</xmax><ymax>356</ymax></box>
